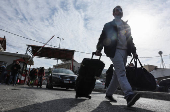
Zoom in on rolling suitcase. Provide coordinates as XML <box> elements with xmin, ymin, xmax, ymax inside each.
<box><xmin>75</xmin><ymin>52</ymin><xmax>105</xmax><ymax>99</ymax></box>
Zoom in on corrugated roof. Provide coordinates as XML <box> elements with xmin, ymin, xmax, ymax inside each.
<box><xmin>0</xmin><ymin>37</ymin><xmax>5</xmax><ymax>41</ymax></box>
<box><xmin>0</xmin><ymin>37</ymin><xmax>6</xmax><ymax>51</ymax></box>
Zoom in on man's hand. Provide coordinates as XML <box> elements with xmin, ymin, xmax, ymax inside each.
<box><xmin>95</xmin><ymin>50</ymin><xmax>102</xmax><ymax>56</ymax></box>
<box><xmin>133</xmin><ymin>53</ymin><xmax>138</xmax><ymax>59</ymax></box>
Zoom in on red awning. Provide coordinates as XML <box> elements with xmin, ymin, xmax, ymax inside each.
<box><xmin>27</xmin><ymin>45</ymin><xmax>75</xmax><ymax>60</ymax></box>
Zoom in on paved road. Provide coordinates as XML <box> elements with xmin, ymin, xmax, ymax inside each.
<box><xmin>0</xmin><ymin>84</ymin><xmax>170</xmax><ymax>112</ymax></box>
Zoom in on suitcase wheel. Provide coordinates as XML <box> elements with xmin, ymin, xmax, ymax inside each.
<box><xmin>75</xmin><ymin>95</ymin><xmax>91</xmax><ymax>99</ymax></box>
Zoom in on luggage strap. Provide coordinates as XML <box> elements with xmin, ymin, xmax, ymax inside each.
<box><xmin>130</xmin><ymin>58</ymin><xmax>143</xmax><ymax>68</ymax></box>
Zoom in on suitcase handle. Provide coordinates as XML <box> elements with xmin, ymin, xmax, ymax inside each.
<box><xmin>92</xmin><ymin>52</ymin><xmax>102</xmax><ymax>60</ymax></box>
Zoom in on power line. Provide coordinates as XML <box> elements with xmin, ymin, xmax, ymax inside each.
<box><xmin>1</xmin><ymin>28</ymin><xmax>170</xmax><ymax>58</ymax></box>
<box><xmin>0</xmin><ymin>29</ymin><xmax>56</xmax><ymax>47</ymax></box>
<box><xmin>0</xmin><ymin>28</ymin><xmax>94</xmax><ymax>54</ymax></box>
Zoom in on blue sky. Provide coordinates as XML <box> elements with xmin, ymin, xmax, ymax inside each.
<box><xmin>0</xmin><ymin>0</ymin><xmax>170</xmax><ymax>69</ymax></box>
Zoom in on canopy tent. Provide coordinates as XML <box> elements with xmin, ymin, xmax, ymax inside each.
<box><xmin>26</xmin><ymin>45</ymin><xmax>75</xmax><ymax>70</ymax></box>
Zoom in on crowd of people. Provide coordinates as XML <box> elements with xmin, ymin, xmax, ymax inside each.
<box><xmin>28</xmin><ymin>67</ymin><xmax>45</xmax><ymax>88</ymax></box>
<box><xmin>0</xmin><ymin>61</ymin><xmax>21</xmax><ymax>85</ymax></box>
<box><xmin>0</xmin><ymin>64</ymin><xmax>7</xmax><ymax>84</ymax></box>
<box><xmin>0</xmin><ymin>61</ymin><xmax>45</xmax><ymax>88</ymax></box>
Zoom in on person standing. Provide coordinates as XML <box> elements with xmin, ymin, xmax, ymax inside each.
<box><xmin>0</xmin><ymin>65</ymin><xmax>7</xmax><ymax>84</ymax></box>
<box><xmin>37</xmin><ymin>67</ymin><xmax>45</xmax><ymax>88</ymax></box>
<box><xmin>105</xmin><ymin>64</ymin><xmax>115</xmax><ymax>89</ymax></box>
<box><xmin>30</xmin><ymin>68</ymin><xmax>38</xmax><ymax>86</ymax></box>
<box><xmin>8</xmin><ymin>61</ymin><xmax>21</xmax><ymax>86</ymax></box>
<box><xmin>95</xmin><ymin>6</ymin><xmax>140</xmax><ymax>107</ymax></box>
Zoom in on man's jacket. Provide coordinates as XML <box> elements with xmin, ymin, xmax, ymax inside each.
<box><xmin>38</xmin><ymin>71</ymin><xmax>45</xmax><ymax>77</ymax></box>
<box><xmin>11</xmin><ymin>64</ymin><xmax>21</xmax><ymax>75</ymax></box>
<box><xmin>96</xmin><ymin>19</ymin><xmax>136</xmax><ymax>58</ymax></box>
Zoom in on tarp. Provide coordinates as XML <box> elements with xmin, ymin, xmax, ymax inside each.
<box><xmin>27</xmin><ymin>45</ymin><xmax>75</xmax><ymax>60</ymax></box>
<box><xmin>150</xmin><ymin>68</ymin><xmax>170</xmax><ymax>79</ymax></box>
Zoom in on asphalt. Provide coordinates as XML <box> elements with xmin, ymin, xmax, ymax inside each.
<box><xmin>93</xmin><ymin>89</ymin><xmax>170</xmax><ymax>101</ymax></box>
<box><xmin>1</xmin><ymin>84</ymin><xmax>170</xmax><ymax>101</ymax></box>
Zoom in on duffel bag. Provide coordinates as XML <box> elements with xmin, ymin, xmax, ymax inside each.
<box><xmin>126</xmin><ymin>58</ymin><xmax>156</xmax><ymax>91</ymax></box>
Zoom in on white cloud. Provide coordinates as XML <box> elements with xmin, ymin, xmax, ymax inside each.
<box><xmin>0</xmin><ymin>0</ymin><xmax>170</xmax><ymax>69</ymax></box>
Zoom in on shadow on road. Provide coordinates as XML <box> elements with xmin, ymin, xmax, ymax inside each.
<box><xmin>7</xmin><ymin>98</ymin><xmax>86</xmax><ymax>112</ymax></box>
<box><xmin>91</xmin><ymin>101</ymin><xmax>154</xmax><ymax>112</ymax></box>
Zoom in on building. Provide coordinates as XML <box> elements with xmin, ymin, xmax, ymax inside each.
<box><xmin>0</xmin><ymin>51</ymin><xmax>33</xmax><ymax>67</ymax></box>
<box><xmin>0</xmin><ymin>36</ymin><xmax>6</xmax><ymax>51</ymax></box>
<box><xmin>0</xmin><ymin>51</ymin><xmax>34</xmax><ymax>84</ymax></box>
<box><xmin>53</xmin><ymin>59</ymin><xmax>81</xmax><ymax>74</ymax></box>
<box><xmin>0</xmin><ymin>51</ymin><xmax>33</xmax><ymax>77</ymax></box>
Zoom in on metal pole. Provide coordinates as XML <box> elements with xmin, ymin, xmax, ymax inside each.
<box><xmin>160</xmin><ymin>55</ymin><xmax>164</xmax><ymax>69</ymax></box>
<box><xmin>57</xmin><ymin>37</ymin><xmax>64</xmax><ymax>48</ymax></box>
<box><xmin>59</xmin><ymin>38</ymin><xmax>61</xmax><ymax>48</ymax></box>
<box><xmin>72</xmin><ymin>54</ymin><xmax>74</xmax><ymax>71</ymax></box>
<box><xmin>56</xmin><ymin>37</ymin><xmax>64</xmax><ymax>64</ymax></box>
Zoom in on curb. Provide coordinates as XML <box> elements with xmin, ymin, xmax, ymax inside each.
<box><xmin>93</xmin><ymin>89</ymin><xmax>170</xmax><ymax>101</ymax></box>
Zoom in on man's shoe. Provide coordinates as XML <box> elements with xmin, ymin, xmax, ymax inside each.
<box><xmin>105</xmin><ymin>95</ymin><xmax>117</xmax><ymax>102</ymax></box>
<box><xmin>127</xmin><ymin>93</ymin><xmax>140</xmax><ymax>107</ymax></box>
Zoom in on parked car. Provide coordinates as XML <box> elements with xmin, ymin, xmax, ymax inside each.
<box><xmin>46</xmin><ymin>68</ymin><xmax>77</xmax><ymax>90</ymax></box>
<box><xmin>94</xmin><ymin>80</ymin><xmax>105</xmax><ymax>89</ymax></box>
<box><xmin>157</xmin><ymin>78</ymin><xmax>170</xmax><ymax>92</ymax></box>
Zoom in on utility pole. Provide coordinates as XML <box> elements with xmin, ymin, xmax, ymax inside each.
<box><xmin>56</xmin><ymin>37</ymin><xmax>64</xmax><ymax>64</ymax></box>
<box><xmin>158</xmin><ymin>51</ymin><xmax>164</xmax><ymax>69</ymax></box>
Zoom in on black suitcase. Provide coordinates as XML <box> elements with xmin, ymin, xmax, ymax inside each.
<box><xmin>126</xmin><ymin>58</ymin><xmax>156</xmax><ymax>91</ymax></box>
<box><xmin>75</xmin><ymin>52</ymin><xmax>105</xmax><ymax>99</ymax></box>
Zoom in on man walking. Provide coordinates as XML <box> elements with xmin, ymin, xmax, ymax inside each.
<box><xmin>95</xmin><ymin>6</ymin><xmax>140</xmax><ymax>107</ymax></box>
